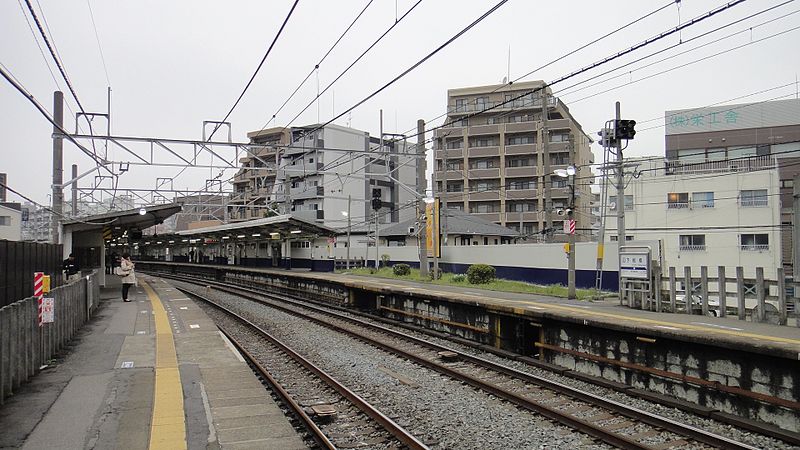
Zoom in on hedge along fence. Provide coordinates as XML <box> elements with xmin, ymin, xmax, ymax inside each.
<box><xmin>0</xmin><ymin>270</ymin><xmax>100</xmax><ymax>405</ymax></box>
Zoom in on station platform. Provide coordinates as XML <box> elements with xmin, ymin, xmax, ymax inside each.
<box><xmin>325</xmin><ymin>269</ymin><xmax>800</xmax><ymax>358</ymax></box>
<box><xmin>0</xmin><ymin>275</ymin><xmax>306</xmax><ymax>450</ymax></box>
<box><xmin>139</xmin><ymin>262</ymin><xmax>800</xmax><ymax>359</ymax></box>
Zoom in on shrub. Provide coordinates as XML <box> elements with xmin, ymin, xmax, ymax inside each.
<box><xmin>467</xmin><ymin>264</ymin><xmax>496</xmax><ymax>284</ymax></box>
<box><xmin>452</xmin><ymin>273</ymin><xmax>466</xmax><ymax>283</ymax></box>
<box><xmin>380</xmin><ymin>254</ymin><xmax>390</xmax><ymax>267</ymax></box>
<box><xmin>392</xmin><ymin>264</ymin><xmax>411</xmax><ymax>276</ymax></box>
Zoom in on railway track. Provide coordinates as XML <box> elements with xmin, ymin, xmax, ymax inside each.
<box><xmin>190</xmin><ymin>285</ymin><xmax>429</xmax><ymax>450</ymax></box>
<box><xmin>165</xmin><ymin>272</ymin><xmax>760</xmax><ymax>450</ymax></box>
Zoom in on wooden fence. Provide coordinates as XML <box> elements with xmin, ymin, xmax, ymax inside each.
<box><xmin>627</xmin><ymin>265</ymin><xmax>798</xmax><ymax>326</ymax></box>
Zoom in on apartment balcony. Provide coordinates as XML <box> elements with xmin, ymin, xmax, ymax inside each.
<box><xmin>504</xmin><ymin>143</ymin><xmax>536</xmax><ymax>155</ymax></box>
<box><xmin>434</xmin><ymin>170</ymin><xmax>465</xmax><ymax>181</ymax></box>
<box><xmin>547</xmin><ymin>141</ymin><xmax>569</xmax><ymax>152</ymax></box>
<box><xmin>468</xmin><ymin>124</ymin><xmax>500</xmax><ymax>135</ymax></box>
<box><xmin>442</xmin><ymin>191</ymin><xmax>467</xmax><ymax>202</ymax></box>
<box><xmin>679</xmin><ymin>244</ymin><xmax>706</xmax><ymax>252</ymax></box>
<box><xmin>504</xmin><ymin>211</ymin><xmax>539</xmax><ymax>222</ymax></box>
<box><xmin>435</xmin><ymin>126</ymin><xmax>466</xmax><ymax>137</ymax></box>
<box><xmin>504</xmin><ymin>166</ymin><xmax>537</xmax><ymax>178</ymax></box>
<box><xmin>665</xmin><ymin>154</ymin><xmax>775</xmax><ymax>175</ymax></box>
<box><xmin>468</xmin><ymin>168</ymin><xmax>500</xmax><ymax>179</ymax></box>
<box><xmin>435</xmin><ymin>148</ymin><xmax>463</xmax><ymax>159</ymax></box>
<box><xmin>548</xmin><ymin>118</ymin><xmax>571</xmax><ymax>129</ymax></box>
<box><xmin>505</xmin><ymin>189</ymin><xmax>537</xmax><ymax>200</ymax></box>
<box><xmin>505</xmin><ymin>121</ymin><xmax>538</xmax><ymax>133</ymax></box>
<box><xmin>470</xmin><ymin>212</ymin><xmax>501</xmax><ymax>222</ymax></box>
<box><xmin>741</xmin><ymin>244</ymin><xmax>769</xmax><ymax>252</ymax></box>
<box><xmin>469</xmin><ymin>190</ymin><xmax>500</xmax><ymax>201</ymax></box>
<box><xmin>468</xmin><ymin>146</ymin><xmax>500</xmax><ymax>158</ymax></box>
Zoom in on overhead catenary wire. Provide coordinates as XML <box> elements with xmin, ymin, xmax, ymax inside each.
<box><xmin>260</xmin><ymin>0</ymin><xmax>375</xmax><ymax>129</ymax></box>
<box><xmin>85</xmin><ymin>0</ymin><xmax>111</xmax><ymax>87</ymax></box>
<box><xmin>207</xmin><ymin>0</ymin><xmax>301</xmax><ymax>142</ymax></box>
<box><xmin>0</xmin><ymin>180</ymin><xmax>116</xmax><ymax>225</ymax></box>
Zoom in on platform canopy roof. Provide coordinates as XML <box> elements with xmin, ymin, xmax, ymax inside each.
<box><xmin>61</xmin><ymin>203</ymin><xmax>182</xmax><ymax>236</ymax></box>
<box><xmin>175</xmin><ymin>214</ymin><xmax>337</xmax><ymax>241</ymax></box>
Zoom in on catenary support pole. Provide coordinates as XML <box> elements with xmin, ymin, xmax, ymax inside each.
<box><xmin>417</xmin><ymin>119</ymin><xmax>428</xmax><ymax>277</ymax></box>
<box><xmin>71</xmin><ymin>164</ymin><xmax>78</xmax><ymax>216</ymax></box>
<box><xmin>52</xmin><ymin>91</ymin><xmax>64</xmax><ymax>244</ymax></box>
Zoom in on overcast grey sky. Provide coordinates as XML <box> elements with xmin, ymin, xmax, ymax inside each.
<box><xmin>2</xmin><ymin>0</ymin><xmax>799</xmax><ymax>206</ymax></box>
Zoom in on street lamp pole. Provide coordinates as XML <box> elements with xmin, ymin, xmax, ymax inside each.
<box><xmin>555</xmin><ymin>165</ymin><xmax>577</xmax><ymax>300</ymax></box>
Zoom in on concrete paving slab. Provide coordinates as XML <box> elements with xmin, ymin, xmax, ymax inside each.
<box><xmin>217</xmin><ymin>423</ymin><xmax>298</xmax><ymax>443</ymax></box>
<box><xmin>223</xmin><ymin>438</ymin><xmax>308</xmax><ymax>450</ymax></box>
<box><xmin>22</xmin><ymin>372</ymin><xmax>115</xmax><ymax>450</ymax></box>
<box><xmin>115</xmin><ymin>335</ymin><xmax>156</xmax><ymax>369</ymax></box>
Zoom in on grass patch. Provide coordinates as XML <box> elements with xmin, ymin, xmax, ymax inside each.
<box><xmin>337</xmin><ymin>267</ymin><xmax>600</xmax><ymax>300</ymax></box>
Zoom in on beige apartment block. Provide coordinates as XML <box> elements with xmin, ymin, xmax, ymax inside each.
<box><xmin>433</xmin><ymin>81</ymin><xmax>594</xmax><ymax>240</ymax></box>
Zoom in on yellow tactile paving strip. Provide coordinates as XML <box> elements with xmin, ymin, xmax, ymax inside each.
<box><xmin>143</xmin><ymin>281</ymin><xmax>187</xmax><ymax>450</ymax></box>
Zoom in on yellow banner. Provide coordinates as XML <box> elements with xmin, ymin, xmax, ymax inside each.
<box><xmin>425</xmin><ymin>199</ymin><xmax>440</xmax><ymax>258</ymax></box>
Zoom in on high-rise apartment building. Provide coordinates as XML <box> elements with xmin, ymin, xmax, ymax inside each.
<box><xmin>231</xmin><ymin>124</ymin><xmax>417</xmax><ymax>231</ymax></box>
<box><xmin>433</xmin><ymin>81</ymin><xmax>594</xmax><ymax>239</ymax></box>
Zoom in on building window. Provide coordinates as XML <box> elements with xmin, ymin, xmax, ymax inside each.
<box><xmin>446</xmin><ymin>182</ymin><xmax>463</xmax><ymax>193</ymax></box>
<box><xmin>471</xmin><ymin>181</ymin><xmax>499</xmax><ymax>192</ymax></box>
<box><xmin>550</xmin><ymin>133</ymin><xmax>570</xmax><ymax>143</ymax></box>
<box><xmin>508</xmin><ymin>114</ymin><xmax>533</xmax><ymax>123</ymax></box>
<box><xmin>667</xmin><ymin>192</ymin><xmax>689</xmax><ymax>209</ymax></box>
<box><xmin>470</xmin><ymin>137</ymin><xmax>497</xmax><ymax>148</ymax></box>
<box><xmin>679</xmin><ymin>235</ymin><xmax>706</xmax><ymax>251</ymax></box>
<box><xmin>475</xmin><ymin>96</ymin><xmax>488</xmax><ymax>110</ymax></box>
<box><xmin>470</xmin><ymin>203</ymin><xmax>500</xmax><ymax>213</ymax></box>
<box><xmin>740</xmin><ymin>189</ymin><xmax>768</xmax><ymax>207</ymax></box>
<box><xmin>781</xmin><ymin>179</ymin><xmax>794</xmax><ymax>189</ymax></box>
<box><xmin>609</xmin><ymin>195</ymin><xmax>633</xmax><ymax>211</ymax></box>
<box><xmin>506</xmin><ymin>202</ymin><xmax>535</xmax><ymax>212</ymax></box>
<box><xmin>506</xmin><ymin>156</ymin><xmax>534</xmax><ymax>167</ymax></box>
<box><xmin>0</xmin><ymin>216</ymin><xmax>10</xmax><ymax>226</ymax></box>
<box><xmin>446</xmin><ymin>139</ymin><xmax>463</xmax><ymax>149</ymax></box>
<box><xmin>740</xmin><ymin>234</ymin><xmax>769</xmax><ymax>251</ymax></box>
<box><xmin>455</xmin><ymin>98</ymin><xmax>467</xmax><ymax>112</ymax></box>
<box><xmin>506</xmin><ymin>180</ymin><xmax>535</xmax><ymax>190</ymax></box>
<box><xmin>610</xmin><ymin>235</ymin><xmax>634</xmax><ymax>242</ymax></box>
<box><xmin>445</xmin><ymin>160</ymin><xmax>463</xmax><ymax>171</ymax></box>
<box><xmin>692</xmin><ymin>191</ymin><xmax>714</xmax><ymax>208</ymax></box>
<box><xmin>507</xmin><ymin>135</ymin><xmax>535</xmax><ymax>146</ymax></box>
<box><xmin>470</xmin><ymin>159</ymin><xmax>498</xmax><ymax>169</ymax></box>
<box><xmin>450</xmin><ymin>118</ymin><xmax>468</xmax><ymax>127</ymax></box>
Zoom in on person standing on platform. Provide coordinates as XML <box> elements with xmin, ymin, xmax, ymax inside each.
<box><xmin>118</xmin><ymin>253</ymin><xmax>136</xmax><ymax>302</ymax></box>
<box><xmin>63</xmin><ymin>253</ymin><xmax>81</xmax><ymax>283</ymax></box>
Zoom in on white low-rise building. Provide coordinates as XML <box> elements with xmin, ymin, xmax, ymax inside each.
<box><xmin>605</xmin><ymin>156</ymin><xmax>781</xmax><ymax>281</ymax></box>
<box><xmin>0</xmin><ymin>203</ymin><xmax>22</xmax><ymax>241</ymax></box>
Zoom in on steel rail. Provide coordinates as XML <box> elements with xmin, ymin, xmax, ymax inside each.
<box><xmin>217</xmin><ymin>326</ymin><xmax>335</xmax><ymax>450</ymax></box>
<box><xmin>182</xmin><ymin>287</ymin><xmax>429</xmax><ymax>450</ymax></box>
<box><xmin>164</xmin><ymin>272</ymin><xmax>760</xmax><ymax>450</ymax></box>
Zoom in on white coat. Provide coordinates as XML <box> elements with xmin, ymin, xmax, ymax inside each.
<box><xmin>120</xmin><ymin>258</ymin><xmax>136</xmax><ymax>284</ymax></box>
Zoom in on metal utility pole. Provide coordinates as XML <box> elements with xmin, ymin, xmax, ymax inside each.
<box><xmin>793</xmin><ymin>175</ymin><xmax>800</xmax><ymax>286</ymax></box>
<box><xmin>346</xmin><ymin>194</ymin><xmax>352</xmax><ymax>269</ymax></box>
<box><xmin>71</xmin><ymin>164</ymin><xmax>78</xmax><ymax>216</ymax></box>
<box><xmin>430</xmin><ymin>173</ymin><xmax>440</xmax><ymax>278</ymax></box>
<box><xmin>615</xmin><ymin>101</ymin><xmax>625</xmax><ymax>245</ymax></box>
<box><xmin>375</xmin><ymin>110</ymin><xmax>383</xmax><ymax>270</ymax></box>
<box><xmin>541</xmin><ymin>85</ymin><xmax>551</xmax><ymax>241</ymax></box>
<box><xmin>417</xmin><ymin>119</ymin><xmax>429</xmax><ymax>277</ymax></box>
<box><xmin>615</xmin><ymin>101</ymin><xmax>627</xmax><ymax>305</ymax></box>
<box><xmin>51</xmin><ymin>91</ymin><xmax>64</xmax><ymax>244</ymax></box>
<box><xmin>567</xmin><ymin>136</ymin><xmax>577</xmax><ymax>301</ymax></box>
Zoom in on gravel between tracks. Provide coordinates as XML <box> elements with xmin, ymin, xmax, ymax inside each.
<box><xmin>178</xmin><ymin>282</ymin><xmax>610</xmax><ymax>449</ymax></box>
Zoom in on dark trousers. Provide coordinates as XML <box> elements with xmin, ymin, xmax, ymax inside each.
<box><xmin>122</xmin><ymin>283</ymin><xmax>133</xmax><ymax>300</ymax></box>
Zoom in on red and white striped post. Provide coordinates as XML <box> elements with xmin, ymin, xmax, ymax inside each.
<box><xmin>34</xmin><ymin>272</ymin><xmax>44</xmax><ymax>327</ymax></box>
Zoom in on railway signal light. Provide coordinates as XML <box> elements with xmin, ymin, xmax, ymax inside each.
<box><xmin>615</xmin><ymin>119</ymin><xmax>636</xmax><ymax>140</ymax></box>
